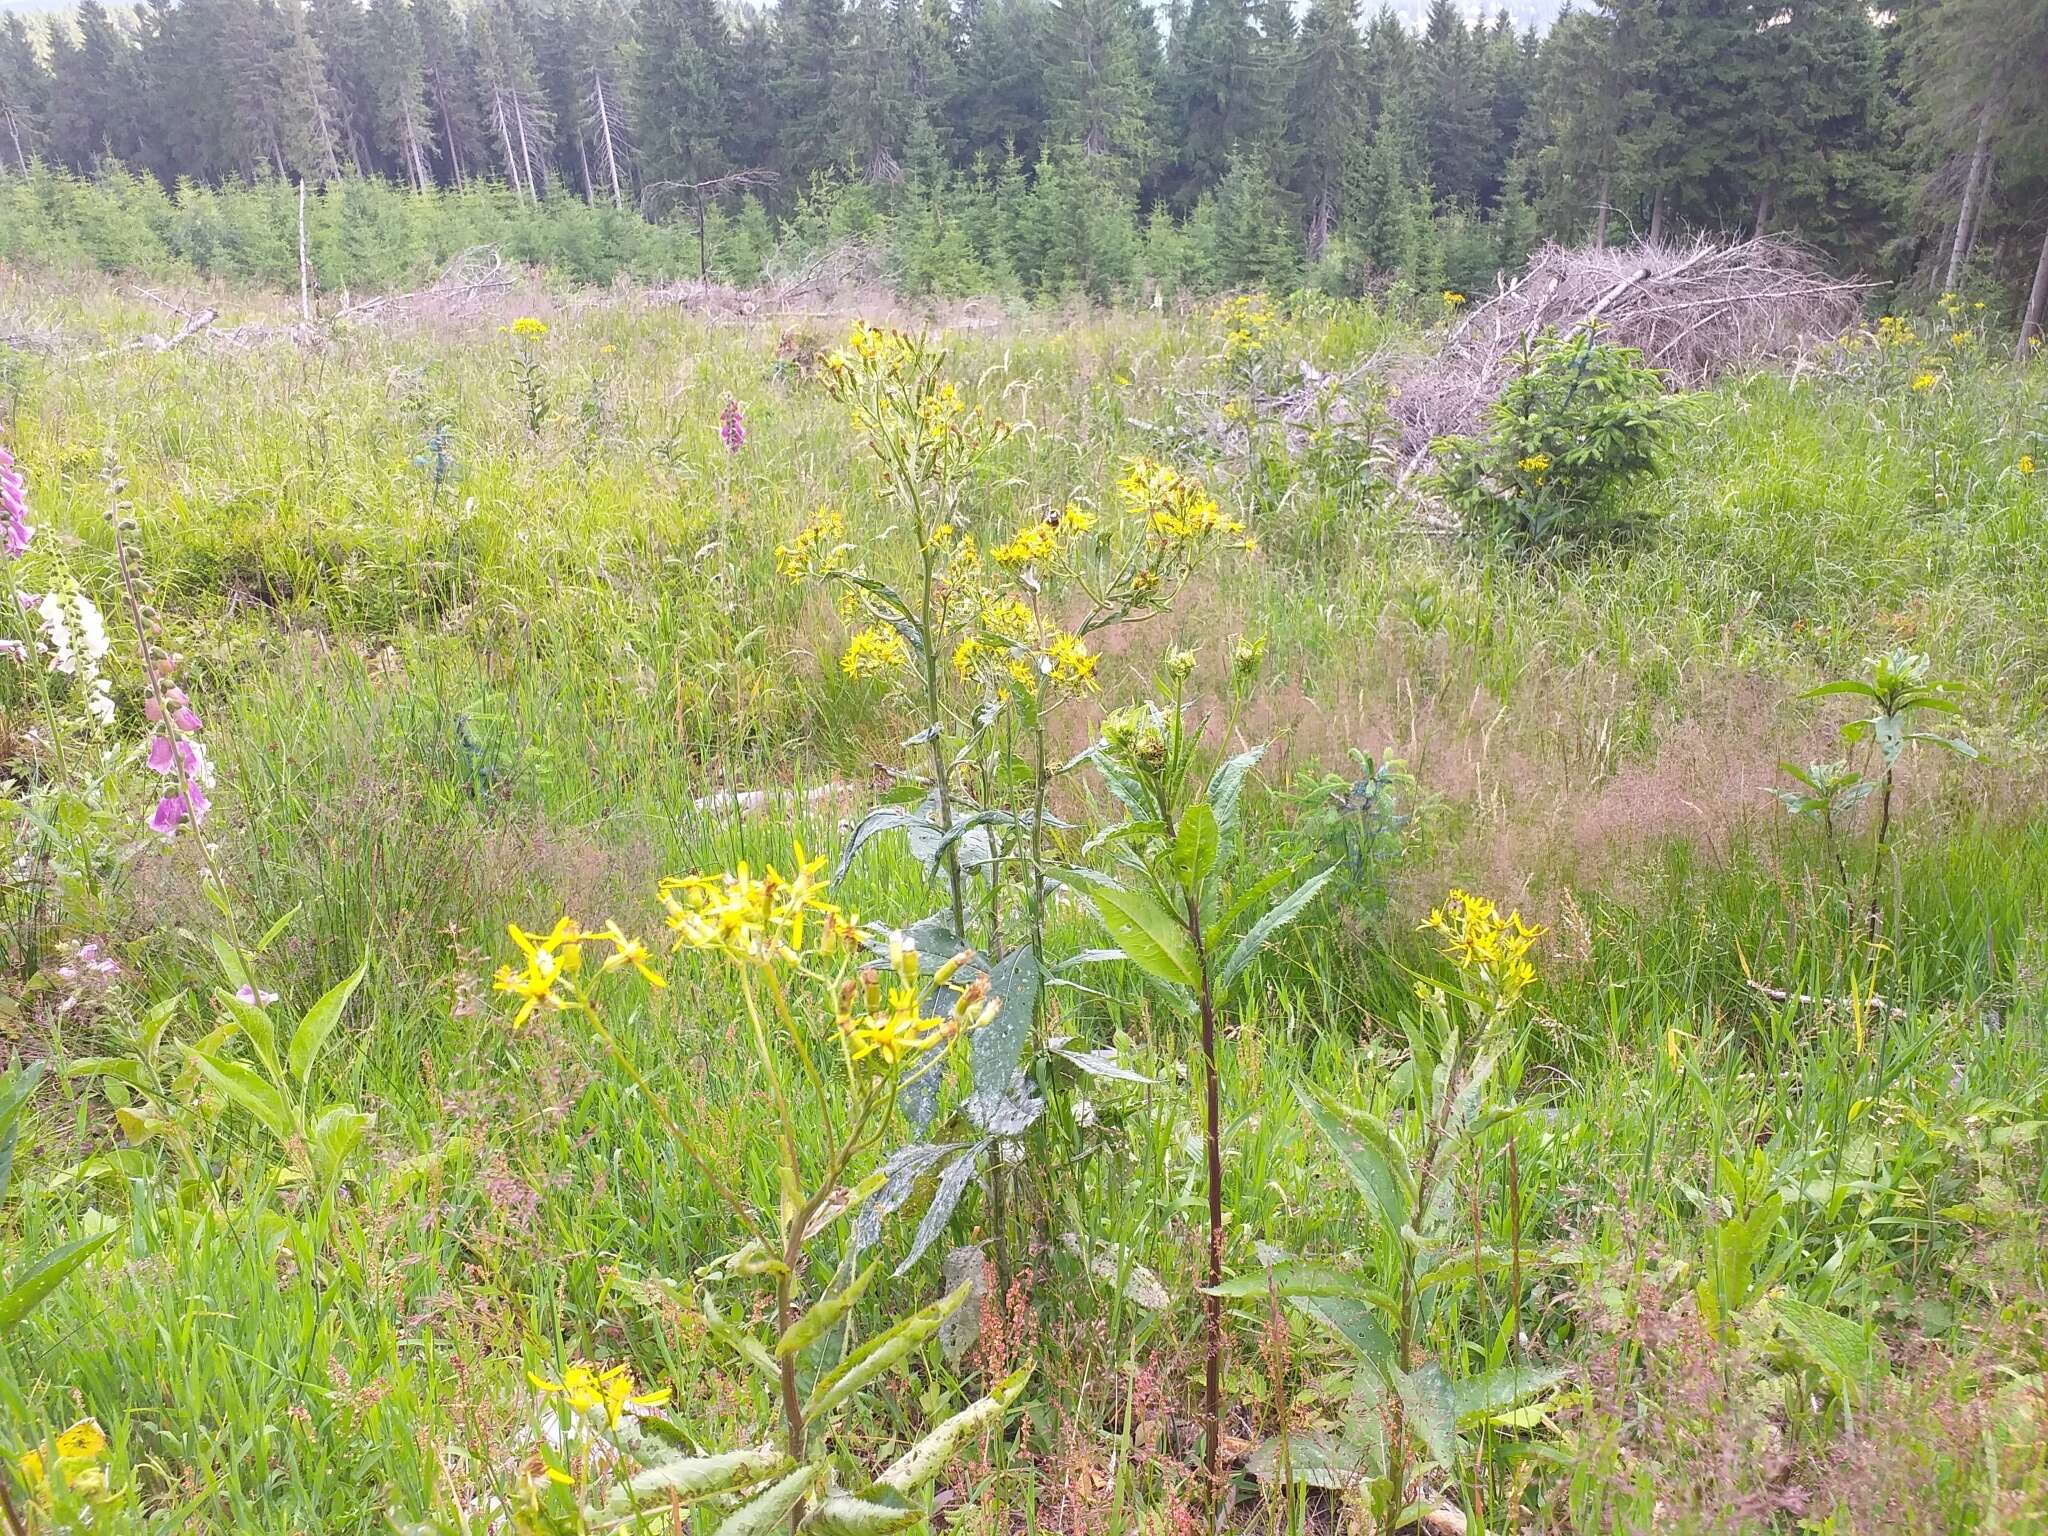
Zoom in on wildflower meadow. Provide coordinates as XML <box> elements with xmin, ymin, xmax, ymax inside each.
<box><xmin>0</xmin><ymin>264</ymin><xmax>2045</xmax><ymax>1536</ymax></box>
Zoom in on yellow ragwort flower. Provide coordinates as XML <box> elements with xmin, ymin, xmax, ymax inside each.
<box><xmin>841</xmin><ymin>625</ymin><xmax>910</xmax><ymax>679</ymax></box>
<box><xmin>510</xmin><ymin>316</ymin><xmax>549</xmax><ymax>340</ymax></box>
<box><xmin>2019</xmin><ymin>454</ymin><xmax>2035</xmax><ymax>476</ymax></box>
<box><xmin>529</xmin><ymin>1361</ymin><xmax>672</xmax><ymax>1428</ymax></box>
<box><xmin>661</xmin><ymin>843</ymin><xmax>852</xmax><ymax>965</ymax></box>
<box><xmin>1910</xmin><ymin>372</ymin><xmax>1937</xmax><ymax>392</ymax></box>
<box><xmin>1420</xmin><ymin>888</ymin><xmax>1546</xmax><ymax>1006</ymax></box>
<box><xmin>1443</xmin><ymin>291</ymin><xmax>1467</xmax><ymax>307</ymax></box>
<box><xmin>493</xmin><ymin>918</ymin><xmax>585</xmax><ymax>1027</ymax></box>
<box><xmin>1517</xmin><ymin>453</ymin><xmax>1551</xmax><ymax>477</ymax></box>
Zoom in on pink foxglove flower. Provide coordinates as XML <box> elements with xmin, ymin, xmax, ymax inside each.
<box><xmin>149</xmin><ymin>782</ymin><xmax>210</xmax><ymax>837</ymax></box>
<box><xmin>1</xmin><ymin>445</ymin><xmax>30</xmax><ymax>558</ymax></box>
<box><xmin>718</xmin><ymin>396</ymin><xmax>746</xmax><ymax>455</ymax></box>
<box><xmin>234</xmin><ymin>984</ymin><xmax>280</xmax><ymax>1006</ymax></box>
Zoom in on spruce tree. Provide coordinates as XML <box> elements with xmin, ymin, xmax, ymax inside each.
<box><xmin>1288</xmin><ymin>0</ymin><xmax>1363</xmax><ymax>259</ymax></box>
<box><xmin>0</xmin><ymin>15</ymin><xmax>51</xmax><ymax>173</ymax></box>
<box><xmin>363</xmin><ymin>0</ymin><xmax>435</xmax><ymax>189</ymax></box>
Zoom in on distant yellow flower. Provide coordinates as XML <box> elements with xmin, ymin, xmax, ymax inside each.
<box><xmin>1517</xmin><ymin>452</ymin><xmax>1551</xmax><ymax>477</ymax></box>
<box><xmin>841</xmin><ymin>625</ymin><xmax>909</xmax><ymax>679</ymax></box>
<box><xmin>2020</xmin><ymin>454</ymin><xmax>2036</xmax><ymax>476</ymax></box>
<box><xmin>991</xmin><ymin>520</ymin><xmax>1058</xmax><ymax>567</ymax></box>
<box><xmin>1949</xmin><ymin>331</ymin><xmax>1970</xmax><ymax>345</ymax></box>
<box><xmin>775</xmin><ymin>507</ymin><xmax>847</xmax><ymax>581</ymax></box>
<box><xmin>529</xmin><ymin>1361</ymin><xmax>671</xmax><ymax>1428</ymax></box>
<box><xmin>1910</xmin><ymin>372</ymin><xmax>1937</xmax><ymax>392</ymax></box>
<box><xmin>493</xmin><ymin>918</ymin><xmax>584</xmax><ymax>1027</ymax></box>
<box><xmin>1442</xmin><ymin>291</ymin><xmax>1466</xmax><ymax>307</ymax></box>
<box><xmin>509</xmin><ymin>316</ymin><xmax>549</xmax><ymax>340</ymax></box>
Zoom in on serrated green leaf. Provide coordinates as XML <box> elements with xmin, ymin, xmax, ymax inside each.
<box><xmin>1297</xmin><ymin>1084</ymin><xmax>1410</xmax><ymax>1238</ymax></box>
<box><xmin>1219</xmin><ymin>866</ymin><xmax>1336</xmax><ymax>995</ymax></box>
<box><xmin>778</xmin><ymin>1259</ymin><xmax>882</xmax><ymax>1360</ymax></box>
<box><xmin>874</xmin><ymin>1363</ymin><xmax>1032</xmax><ymax>1495</ymax></box>
<box><xmin>803</xmin><ymin>1281</ymin><xmax>970</xmax><ymax>1424</ymax></box>
<box><xmin>1450</xmin><ymin>1364</ymin><xmax>1568</xmax><ymax>1425</ymax></box>
<box><xmin>1394</xmin><ymin>1362</ymin><xmax>1458</xmax><ymax>1468</ymax></box>
<box><xmin>1205</xmin><ymin>1263</ymin><xmax>1361</xmax><ymax>1300</ymax></box>
<box><xmin>605</xmin><ymin>1446</ymin><xmax>790</xmax><ymax>1514</ymax></box>
<box><xmin>1207</xmin><ymin>745</ymin><xmax>1266</xmax><ymax>856</ymax></box>
<box><xmin>1170</xmin><ymin>802</ymin><xmax>1218</xmax><ymax>890</ymax></box>
<box><xmin>1081</xmin><ymin>880</ymin><xmax>1198</xmax><ymax>990</ymax></box>
<box><xmin>711</xmin><ymin>1462</ymin><xmax>824</xmax><ymax>1536</ymax></box>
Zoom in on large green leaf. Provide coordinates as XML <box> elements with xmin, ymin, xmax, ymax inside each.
<box><xmin>1450</xmin><ymin>1364</ymin><xmax>1569</xmax><ymax>1426</ymax></box>
<box><xmin>799</xmin><ymin>1491</ymin><xmax>922</xmax><ymax>1535</ymax></box>
<box><xmin>1206</xmin><ymin>745</ymin><xmax>1266</xmax><ymax>856</ymax></box>
<box><xmin>1294</xmin><ymin>1294</ymin><xmax>1397</xmax><ymax>1378</ymax></box>
<box><xmin>1081</xmin><ymin>880</ymin><xmax>1198</xmax><ymax>990</ymax></box>
<box><xmin>0</xmin><ymin>1227</ymin><xmax>115</xmax><ymax>1333</ymax></box>
<box><xmin>874</xmin><ymin>1363</ymin><xmax>1033</xmax><ymax>1495</ymax></box>
<box><xmin>189</xmin><ymin>1048</ymin><xmax>295</xmax><ymax>1145</ymax></box>
<box><xmin>803</xmin><ymin>1281</ymin><xmax>970</xmax><ymax>1423</ymax></box>
<box><xmin>1205</xmin><ymin>1263</ymin><xmax>1361</xmax><ymax>1300</ymax></box>
<box><xmin>1244</xmin><ymin>1429</ymin><xmax>1381</xmax><ymax>1490</ymax></box>
<box><xmin>1218</xmin><ymin>866</ymin><xmax>1336</xmax><ymax>996</ymax></box>
<box><xmin>777</xmin><ymin>1259</ymin><xmax>882</xmax><ymax>1360</ymax></box>
<box><xmin>711</xmin><ymin>1462</ymin><xmax>825</xmax><ymax>1536</ymax></box>
<box><xmin>215</xmin><ymin>988</ymin><xmax>281</xmax><ymax>1084</ymax></box>
<box><xmin>290</xmin><ymin>951</ymin><xmax>369</xmax><ymax>1088</ymax></box>
<box><xmin>604</xmin><ymin>1447</ymin><xmax>790</xmax><ymax>1514</ymax></box>
<box><xmin>1394</xmin><ymin>1362</ymin><xmax>1458</xmax><ymax>1469</ymax></box>
<box><xmin>1296</xmin><ymin>1084</ymin><xmax>1410</xmax><ymax>1239</ymax></box>
<box><xmin>1170</xmin><ymin>802</ymin><xmax>1218</xmax><ymax>890</ymax></box>
<box><xmin>0</xmin><ymin>1061</ymin><xmax>43</xmax><ymax>1209</ymax></box>
<box><xmin>1771</xmin><ymin>1296</ymin><xmax>1879</xmax><ymax>1393</ymax></box>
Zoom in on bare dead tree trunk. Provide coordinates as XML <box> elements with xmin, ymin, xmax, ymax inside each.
<box><xmin>306</xmin><ymin>53</ymin><xmax>342</xmax><ymax>182</ymax></box>
<box><xmin>298</xmin><ymin>178</ymin><xmax>312</xmax><ymax>321</ymax></box>
<box><xmin>1648</xmin><ymin>184</ymin><xmax>1666</xmax><ymax>244</ymax></box>
<box><xmin>511</xmin><ymin>92</ymin><xmax>540</xmax><ymax>202</ymax></box>
<box><xmin>1753</xmin><ymin>183</ymin><xmax>1773</xmax><ymax>237</ymax></box>
<box><xmin>4</xmin><ymin>107</ymin><xmax>27</xmax><ymax>172</ymax></box>
<box><xmin>576</xmin><ymin>131</ymin><xmax>593</xmax><ymax>202</ymax></box>
<box><xmin>493</xmin><ymin>92</ymin><xmax>524</xmax><ymax>197</ymax></box>
<box><xmin>436</xmin><ymin>79</ymin><xmax>465</xmax><ymax>188</ymax></box>
<box><xmin>592</xmin><ymin>69</ymin><xmax>623</xmax><ymax>209</ymax></box>
<box><xmin>2020</xmin><ymin>226</ymin><xmax>2048</xmax><ymax>363</ymax></box>
<box><xmin>1593</xmin><ymin>167</ymin><xmax>1611</xmax><ymax>248</ymax></box>
<box><xmin>1945</xmin><ymin>106</ymin><xmax>1993</xmax><ymax>293</ymax></box>
<box><xmin>404</xmin><ymin>119</ymin><xmax>430</xmax><ymax>192</ymax></box>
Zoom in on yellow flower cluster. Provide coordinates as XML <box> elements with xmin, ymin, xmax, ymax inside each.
<box><xmin>18</xmin><ymin>1419</ymin><xmax>110</xmax><ymax>1500</ymax></box>
<box><xmin>1910</xmin><ymin>371</ymin><xmax>1938</xmax><ymax>392</ymax></box>
<box><xmin>528</xmin><ymin>1361</ymin><xmax>672</xmax><ymax>1428</ymax></box>
<box><xmin>1443</xmin><ymin>290</ymin><xmax>1467</xmax><ymax>308</ymax></box>
<box><xmin>1517</xmin><ymin>452</ymin><xmax>1552</xmax><ymax>478</ymax></box>
<box><xmin>1118</xmin><ymin>457</ymin><xmax>1247</xmax><ymax>547</ymax></box>
<box><xmin>660</xmin><ymin>843</ymin><xmax>853</xmax><ymax>967</ymax></box>
<box><xmin>493</xmin><ymin>918</ymin><xmax>666</xmax><ymax>1027</ymax></box>
<box><xmin>1215</xmin><ymin>294</ymin><xmax>1276</xmax><ymax>366</ymax></box>
<box><xmin>1421</xmin><ymin>888</ymin><xmax>1545</xmax><ymax>1007</ymax></box>
<box><xmin>826</xmin><ymin>321</ymin><xmax>915</xmax><ymax>379</ymax></box>
<box><xmin>508</xmin><ymin>316</ymin><xmax>550</xmax><ymax>340</ymax></box>
<box><xmin>990</xmin><ymin>505</ymin><xmax>1097</xmax><ymax>568</ymax></box>
<box><xmin>775</xmin><ymin>507</ymin><xmax>847</xmax><ymax>582</ymax></box>
<box><xmin>841</xmin><ymin>624</ymin><xmax>910</xmax><ymax>679</ymax></box>
<box><xmin>836</xmin><ymin>932</ymin><xmax>996</xmax><ymax>1069</ymax></box>
<box><xmin>2021</xmin><ymin>454</ymin><xmax>2036</xmax><ymax>476</ymax></box>
<box><xmin>952</xmin><ymin>593</ymin><xmax>1098</xmax><ymax>698</ymax></box>
<box><xmin>1874</xmin><ymin>315</ymin><xmax>1917</xmax><ymax>348</ymax></box>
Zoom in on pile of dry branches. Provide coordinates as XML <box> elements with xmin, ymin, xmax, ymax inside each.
<box><xmin>1390</xmin><ymin>235</ymin><xmax>1872</xmax><ymax>452</ymax></box>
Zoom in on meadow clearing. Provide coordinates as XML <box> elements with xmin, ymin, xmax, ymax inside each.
<box><xmin>1</xmin><ymin>265</ymin><xmax>2045</xmax><ymax>1535</ymax></box>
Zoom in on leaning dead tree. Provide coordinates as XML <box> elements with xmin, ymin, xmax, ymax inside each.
<box><xmin>1387</xmin><ymin>235</ymin><xmax>1872</xmax><ymax>454</ymax></box>
<box><xmin>640</xmin><ymin>169</ymin><xmax>782</xmax><ymax>287</ymax></box>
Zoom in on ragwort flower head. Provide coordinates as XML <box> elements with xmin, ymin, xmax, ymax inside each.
<box><xmin>841</xmin><ymin>624</ymin><xmax>910</xmax><ymax>679</ymax></box>
<box><xmin>775</xmin><ymin>506</ymin><xmax>848</xmax><ymax>582</ymax></box>
<box><xmin>493</xmin><ymin>917</ymin><xmax>585</xmax><ymax>1026</ymax></box>
<box><xmin>1421</xmin><ymin>888</ymin><xmax>1545</xmax><ymax>1007</ymax></box>
<box><xmin>836</xmin><ymin>933</ymin><xmax>995</xmax><ymax>1071</ymax></box>
<box><xmin>509</xmin><ymin>316</ymin><xmax>550</xmax><ymax>340</ymax></box>
<box><xmin>529</xmin><ymin>1361</ymin><xmax>671</xmax><ymax>1428</ymax></box>
<box><xmin>661</xmin><ymin>843</ymin><xmax>854</xmax><ymax>967</ymax></box>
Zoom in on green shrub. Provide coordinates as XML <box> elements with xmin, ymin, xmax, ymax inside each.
<box><xmin>1432</xmin><ymin>327</ymin><xmax>1673</xmax><ymax>548</ymax></box>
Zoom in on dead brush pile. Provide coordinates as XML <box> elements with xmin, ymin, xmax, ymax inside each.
<box><xmin>1390</xmin><ymin>235</ymin><xmax>1872</xmax><ymax>455</ymax></box>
